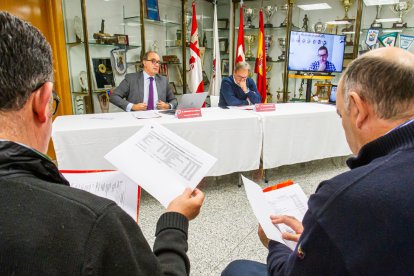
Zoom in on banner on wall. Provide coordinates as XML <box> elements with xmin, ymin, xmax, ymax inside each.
<box><xmin>378</xmin><ymin>32</ymin><xmax>398</xmax><ymax>47</ymax></box>
<box><xmin>365</xmin><ymin>29</ymin><xmax>380</xmax><ymax>49</ymax></box>
<box><xmin>399</xmin><ymin>34</ymin><xmax>414</xmax><ymax>50</ymax></box>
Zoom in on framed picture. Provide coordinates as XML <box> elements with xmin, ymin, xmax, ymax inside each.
<box><xmin>217</xmin><ymin>18</ymin><xmax>229</xmax><ymax>29</ymax></box>
<box><xmin>91</xmin><ymin>57</ymin><xmax>115</xmax><ymax>89</ymax></box>
<box><xmin>221</xmin><ymin>59</ymin><xmax>229</xmax><ymax>76</ymax></box>
<box><xmin>219</xmin><ymin>38</ymin><xmax>229</xmax><ymax>54</ymax></box>
<box><xmin>169</xmin><ymin>82</ymin><xmax>177</xmax><ymax>95</ymax></box>
<box><xmin>146</xmin><ymin>0</ymin><xmax>160</xmax><ymax>21</ymax></box>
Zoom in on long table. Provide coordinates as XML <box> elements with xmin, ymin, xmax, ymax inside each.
<box><xmin>52</xmin><ymin>108</ymin><xmax>263</xmax><ymax>176</ymax></box>
<box><xmin>52</xmin><ymin>103</ymin><xmax>351</xmax><ymax>176</ymax></box>
<box><xmin>256</xmin><ymin>103</ymin><xmax>351</xmax><ymax>169</ymax></box>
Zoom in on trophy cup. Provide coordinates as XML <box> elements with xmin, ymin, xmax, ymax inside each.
<box><xmin>263</xmin><ymin>6</ymin><xmax>277</xmax><ymax>28</ymax></box>
<box><xmin>266</xmin><ymin>77</ymin><xmax>273</xmax><ymax>103</ymax></box>
<box><xmin>341</xmin><ymin>0</ymin><xmax>353</xmax><ymax>19</ymax></box>
<box><xmin>312</xmin><ymin>20</ymin><xmax>326</xmax><ymax>33</ymax></box>
<box><xmin>175</xmin><ymin>29</ymin><xmax>182</xmax><ymax>46</ymax></box>
<box><xmin>244</xmin><ymin>8</ymin><xmax>256</xmax><ymax>28</ymax></box>
<box><xmin>264</xmin><ymin>34</ymin><xmax>274</xmax><ymax>61</ymax></box>
<box><xmin>279</xmin><ymin>4</ymin><xmax>288</xmax><ymax>27</ymax></box>
<box><xmin>266</xmin><ymin>64</ymin><xmax>273</xmax><ymax>73</ymax></box>
<box><xmin>245</xmin><ymin>35</ymin><xmax>256</xmax><ymax>60</ymax></box>
<box><xmin>371</xmin><ymin>5</ymin><xmax>383</xmax><ymax>28</ymax></box>
<box><xmin>391</xmin><ymin>0</ymin><xmax>413</xmax><ymax>28</ymax></box>
<box><xmin>277</xmin><ymin>38</ymin><xmax>286</xmax><ymax>61</ymax></box>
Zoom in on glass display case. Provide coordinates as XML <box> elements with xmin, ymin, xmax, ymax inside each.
<box><xmin>62</xmin><ymin>0</ymin><xmax>141</xmax><ymax>114</ymax></box>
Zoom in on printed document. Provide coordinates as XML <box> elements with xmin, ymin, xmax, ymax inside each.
<box><xmin>242</xmin><ymin>175</ymin><xmax>308</xmax><ymax>250</ymax></box>
<box><xmin>62</xmin><ymin>171</ymin><xmax>139</xmax><ymax>221</ymax></box>
<box><xmin>105</xmin><ymin>123</ymin><xmax>217</xmax><ymax>207</ymax></box>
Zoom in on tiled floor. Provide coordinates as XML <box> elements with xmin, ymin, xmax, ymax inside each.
<box><xmin>138</xmin><ymin>156</ymin><xmax>351</xmax><ymax>275</ymax></box>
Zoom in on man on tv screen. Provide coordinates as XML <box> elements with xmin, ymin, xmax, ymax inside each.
<box><xmin>308</xmin><ymin>46</ymin><xmax>336</xmax><ymax>72</ymax></box>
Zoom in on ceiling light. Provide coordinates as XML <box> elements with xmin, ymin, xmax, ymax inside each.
<box><xmin>375</xmin><ymin>17</ymin><xmax>401</xmax><ymax>23</ymax></box>
<box><xmin>326</xmin><ymin>20</ymin><xmax>351</xmax><ymax>25</ymax></box>
<box><xmin>297</xmin><ymin>3</ymin><xmax>332</xmax><ymax>10</ymax></box>
<box><xmin>363</xmin><ymin>0</ymin><xmax>399</xmax><ymax>6</ymax></box>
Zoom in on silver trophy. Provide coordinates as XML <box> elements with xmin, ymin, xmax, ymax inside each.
<box><xmin>245</xmin><ymin>35</ymin><xmax>256</xmax><ymax>60</ymax></box>
<box><xmin>312</xmin><ymin>20</ymin><xmax>326</xmax><ymax>33</ymax></box>
<box><xmin>244</xmin><ymin>8</ymin><xmax>256</xmax><ymax>28</ymax></box>
<box><xmin>264</xmin><ymin>34</ymin><xmax>274</xmax><ymax>61</ymax></box>
<box><xmin>391</xmin><ymin>0</ymin><xmax>413</xmax><ymax>28</ymax></box>
<box><xmin>371</xmin><ymin>5</ymin><xmax>383</xmax><ymax>28</ymax></box>
<box><xmin>263</xmin><ymin>6</ymin><xmax>277</xmax><ymax>28</ymax></box>
<box><xmin>278</xmin><ymin>38</ymin><xmax>286</xmax><ymax>61</ymax></box>
<box><xmin>279</xmin><ymin>4</ymin><xmax>288</xmax><ymax>27</ymax></box>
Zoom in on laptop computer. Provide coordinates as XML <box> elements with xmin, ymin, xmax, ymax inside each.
<box><xmin>159</xmin><ymin>92</ymin><xmax>208</xmax><ymax>114</ymax></box>
<box><xmin>329</xmin><ymin>85</ymin><xmax>337</xmax><ymax>105</ymax></box>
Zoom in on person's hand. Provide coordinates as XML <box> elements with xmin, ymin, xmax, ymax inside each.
<box><xmin>258</xmin><ymin>224</ymin><xmax>270</xmax><ymax>249</ymax></box>
<box><xmin>239</xmin><ymin>79</ymin><xmax>248</xmax><ymax>93</ymax></box>
<box><xmin>167</xmin><ymin>187</ymin><xmax>205</xmax><ymax>220</ymax></box>
<box><xmin>271</xmin><ymin>215</ymin><xmax>304</xmax><ymax>242</ymax></box>
<box><xmin>318</xmin><ymin>62</ymin><xmax>326</xmax><ymax>72</ymax></box>
<box><xmin>132</xmin><ymin>103</ymin><xmax>148</xmax><ymax>111</ymax></box>
<box><xmin>157</xmin><ymin>100</ymin><xmax>170</xmax><ymax>110</ymax></box>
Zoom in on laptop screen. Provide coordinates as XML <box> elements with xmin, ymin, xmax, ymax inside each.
<box><xmin>330</xmin><ymin>85</ymin><xmax>337</xmax><ymax>103</ymax></box>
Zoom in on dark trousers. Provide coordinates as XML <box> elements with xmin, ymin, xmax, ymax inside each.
<box><xmin>221</xmin><ymin>260</ymin><xmax>268</xmax><ymax>276</ymax></box>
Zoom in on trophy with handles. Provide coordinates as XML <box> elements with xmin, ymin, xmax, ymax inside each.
<box><xmin>244</xmin><ymin>8</ymin><xmax>256</xmax><ymax>28</ymax></box>
<box><xmin>265</xmin><ymin>34</ymin><xmax>274</xmax><ymax>61</ymax></box>
<box><xmin>391</xmin><ymin>0</ymin><xmax>413</xmax><ymax>28</ymax></box>
<box><xmin>245</xmin><ymin>35</ymin><xmax>256</xmax><ymax>60</ymax></box>
<box><xmin>263</xmin><ymin>6</ymin><xmax>277</xmax><ymax>28</ymax></box>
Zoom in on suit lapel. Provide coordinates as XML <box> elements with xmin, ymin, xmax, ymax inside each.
<box><xmin>138</xmin><ymin>71</ymin><xmax>145</xmax><ymax>103</ymax></box>
<box><xmin>155</xmin><ymin>75</ymin><xmax>164</xmax><ymax>101</ymax></box>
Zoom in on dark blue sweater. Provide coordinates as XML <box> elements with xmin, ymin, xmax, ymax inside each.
<box><xmin>267</xmin><ymin>121</ymin><xmax>414</xmax><ymax>275</ymax></box>
<box><xmin>219</xmin><ymin>76</ymin><xmax>262</xmax><ymax>107</ymax></box>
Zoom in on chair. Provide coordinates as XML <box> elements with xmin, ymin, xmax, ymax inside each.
<box><xmin>209</xmin><ymin>95</ymin><xmax>219</xmax><ymax>107</ymax></box>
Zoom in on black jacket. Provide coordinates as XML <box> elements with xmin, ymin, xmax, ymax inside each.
<box><xmin>0</xmin><ymin>141</ymin><xmax>190</xmax><ymax>275</ymax></box>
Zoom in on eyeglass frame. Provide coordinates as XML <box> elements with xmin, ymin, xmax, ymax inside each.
<box><xmin>144</xmin><ymin>59</ymin><xmax>162</xmax><ymax>65</ymax></box>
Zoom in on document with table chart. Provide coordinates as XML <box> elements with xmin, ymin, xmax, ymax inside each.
<box><xmin>242</xmin><ymin>176</ymin><xmax>308</xmax><ymax>250</ymax></box>
<box><xmin>105</xmin><ymin>123</ymin><xmax>217</xmax><ymax>207</ymax></box>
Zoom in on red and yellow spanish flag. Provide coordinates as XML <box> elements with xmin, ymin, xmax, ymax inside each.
<box><xmin>255</xmin><ymin>9</ymin><xmax>267</xmax><ymax>103</ymax></box>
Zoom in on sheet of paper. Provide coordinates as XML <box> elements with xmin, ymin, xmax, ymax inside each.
<box><xmin>227</xmin><ymin>105</ymin><xmax>254</xmax><ymax>110</ymax></box>
<box><xmin>133</xmin><ymin>110</ymin><xmax>162</xmax><ymax>119</ymax></box>
<box><xmin>264</xmin><ymin>184</ymin><xmax>308</xmax><ymax>250</ymax></box>
<box><xmin>104</xmin><ymin>123</ymin><xmax>217</xmax><ymax>207</ymax></box>
<box><xmin>62</xmin><ymin>171</ymin><xmax>139</xmax><ymax>221</ymax></box>
<box><xmin>242</xmin><ymin>175</ymin><xmax>286</xmax><ymax>245</ymax></box>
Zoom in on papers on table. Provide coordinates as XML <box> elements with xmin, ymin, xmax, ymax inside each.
<box><xmin>242</xmin><ymin>175</ymin><xmax>308</xmax><ymax>250</ymax></box>
<box><xmin>133</xmin><ymin>110</ymin><xmax>162</xmax><ymax>119</ymax></box>
<box><xmin>62</xmin><ymin>170</ymin><xmax>140</xmax><ymax>221</ymax></box>
<box><xmin>105</xmin><ymin>123</ymin><xmax>217</xmax><ymax>207</ymax></box>
<box><xmin>227</xmin><ymin>105</ymin><xmax>254</xmax><ymax>110</ymax></box>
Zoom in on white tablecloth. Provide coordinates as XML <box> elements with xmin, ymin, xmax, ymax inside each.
<box><xmin>256</xmin><ymin>103</ymin><xmax>351</xmax><ymax>169</ymax></box>
<box><xmin>52</xmin><ymin>108</ymin><xmax>263</xmax><ymax>176</ymax></box>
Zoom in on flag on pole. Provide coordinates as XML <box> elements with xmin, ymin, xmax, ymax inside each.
<box><xmin>208</xmin><ymin>1</ymin><xmax>222</xmax><ymax>96</ymax></box>
<box><xmin>235</xmin><ymin>0</ymin><xmax>245</xmax><ymax>64</ymax></box>
<box><xmin>187</xmin><ymin>1</ymin><xmax>205</xmax><ymax>94</ymax></box>
<box><xmin>255</xmin><ymin>9</ymin><xmax>267</xmax><ymax>103</ymax></box>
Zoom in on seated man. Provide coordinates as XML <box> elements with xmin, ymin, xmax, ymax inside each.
<box><xmin>110</xmin><ymin>51</ymin><xmax>178</xmax><ymax>111</ymax></box>
<box><xmin>308</xmin><ymin>46</ymin><xmax>336</xmax><ymax>72</ymax></box>
<box><xmin>0</xmin><ymin>12</ymin><xmax>203</xmax><ymax>275</ymax></box>
<box><xmin>222</xmin><ymin>47</ymin><xmax>414</xmax><ymax>275</ymax></box>
<box><xmin>219</xmin><ymin>62</ymin><xmax>262</xmax><ymax>107</ymax></box>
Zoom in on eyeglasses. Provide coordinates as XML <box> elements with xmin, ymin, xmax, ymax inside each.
<box><xmin>51</xmin><ymin>90</ymin><xmax>60</xmax><ymax>116</ymax></box>
<box><xmin>234</xmin><ymin>74</ymin><xmax>248</xmax><ymax>80</ymax></box>
<box><xmin>145</xmin><ymin>59</ymin><xmax>162</xmax><ymax>65</ymax></box>
<box><xmin>318</xmin><ymin>53</ymin><xmax>328</xmax><ymax>58</ymax></box>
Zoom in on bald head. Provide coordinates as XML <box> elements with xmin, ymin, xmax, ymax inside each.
<box><xmin>340</xmin><ymin>47</ymin><xmax>414</xmax><ymax>120</ymax></box>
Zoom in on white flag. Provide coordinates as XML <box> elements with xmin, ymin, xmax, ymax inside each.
<box><xmin>187</xmin><ymin>1</ymin><xmax>204</xmax><ymax>94</ymax></box>
<box><xmin>208</xmin><ymin>2</ymin><xmax>222</xmax><ymax>96</ymax></box>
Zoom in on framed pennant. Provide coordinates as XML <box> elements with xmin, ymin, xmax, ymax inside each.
<box><xmin>378</xmin><ymin>32</ymin><xmax>398</xmax><ymax>47</ymax></box>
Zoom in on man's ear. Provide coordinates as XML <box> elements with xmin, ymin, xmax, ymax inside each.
<box><xmin>32</xmin><ymin>82</ymin><xmax>53</xmax><ymax>123</ymax></box>
<box><xmin>348</xmin><ymin>91</ymin><xmax>368</xmax><ymax>129</ymax></box>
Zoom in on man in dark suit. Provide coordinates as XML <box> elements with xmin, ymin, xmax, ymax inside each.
<box><xmin>219</xmin><ymin>61</ymin><xmax>262</xmax><ymax>107</ymax></box>
<box><xmin>110</xmin><ymin>51</ymin><xmax>178</xmax><ymax>111</ymax></box>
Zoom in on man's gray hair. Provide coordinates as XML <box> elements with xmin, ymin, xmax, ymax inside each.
<box><xmin>142</xmin><ymin>51</ymin><xmax>158</xmax><ymax>61</ymax></box>
<box><xmin>0</xmin><ymin>12</ymin><xmax>53</xmax><ymax>111</ymax></box>
<box><xmin>342</xmin><ymin>55</ymin><xmax>414</xmax><ymax>120</ymax></box>
<box><xmin>234</xmin><ymin>61</ymin><xmax>250</xmax><ymax>72</ymax></box>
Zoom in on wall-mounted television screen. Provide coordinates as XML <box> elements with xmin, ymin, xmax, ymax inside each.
<box><xmin>288</xmin><ymin>31</ymin><xmax>346</xmax><ymax>73</ymax></box>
